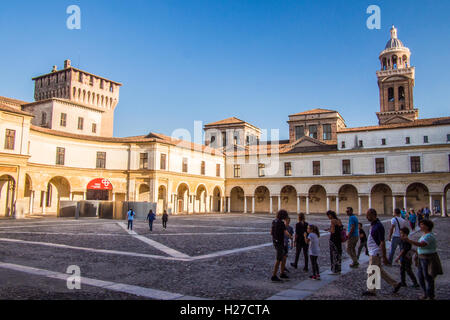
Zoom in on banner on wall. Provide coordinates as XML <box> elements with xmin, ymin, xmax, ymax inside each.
<box><xmin>87</xmin><ymin>178</ymin><xmax>113</xmax><ymax>190</ymax></box>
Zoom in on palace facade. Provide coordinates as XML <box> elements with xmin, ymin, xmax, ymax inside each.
<box><xmin>1</xmin><ymin>27</ymin><xmax>449</xmax><ymax>218</ymax></box>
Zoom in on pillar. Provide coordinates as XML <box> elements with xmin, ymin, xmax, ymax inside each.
<box><xmin>112</xmin><ymin>192</ymin><xmax>116</xmax><ymax>201</ymax></box>
<box><xmin>193</xmin><ymin>196</ymin><xmax>196</xmax><ymax>213</ymax></box>
<box><xmin>336</xmin><ymin>196</ymin><xmax>340</xmax><ymax>215</ymax></box>
<box><xmin>429</xmin><ymin>194</ymin><xmax>433</xmax><ymax>214</ymax></box>
<box><xmin>83</xmin><ymin>191</ymin><xmax>87</xmax><ymax>200</ymax></box>
<box><xmin>221</xmin><ymin>197</ymin><xmax>225</xmax><ymax>212</ymax></box>
<box><xmin>69</xmin><ymin>192</ymin><xmax>73</xmax><ymax>201</ymax></box>
<box><xmin>358</xmin><ymin>196</ymin><xmax>362</xmax><ymax>216</ymax></box>
<box><xmin>244</xmin><ymin>196</ymin><xmax>247</xmax><ymax>213</ymax></box>
<box><xmin>403</xmin><ymin>195</ymin><xmax>407</xmax><ymax>210</ymax></box>
<box><xmin>297</xmin><ymin>196</ymin><xmax>300</xmax><ymax>214</ymax></box>
<box><xmin>442</xmin><ymin>194</ymin><xmax>446</xmax><ymax>217</ymax></box>
<box><xmin>269</xmin><ymin>197</ymin><xmax>273</xmax><ymax>214</ymax></box>
<box><xmin>306</xmin><ymin>196</ymin><xmax>310</xmax><ymax>215</ymax></box>
<box><xmin>368</xmin><ymin>194</ymin><xmax>372</xmax><ymax>209</ymax></box>
<box><xmin>392</xmin><ymin>195</ymin><xmax>396</xmax><ymax>215</ymax></box>
<box><xmin>252</xmin><ymin>196</ymin><xmax>255</xmax><ymax>214</ymax></box>
<box><xmin>227</xmin><ymin>197</ymin><xmax>231</xmax><ymax>213</ymax></box>
<box><xmin>42</xmin><ymin>191</ymin><xmax>47</xmax><ymax>214</ymax></box>
<box><xmin>29</xmin><ymin>191</ymin><xmax>34</xmax><ymax>215</ymax></box>
<box><xmin>278</xmin><ymin>195</ymin><xmax>281</xmax><ymax>212</ymax></box>
<box><xmin>326</xmin><ymin>196</ymin><xmax>330</xmax><ymax>212</ymax></box>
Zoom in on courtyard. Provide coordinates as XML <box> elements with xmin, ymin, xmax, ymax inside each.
<box><xmin>0</xmin><ymin>213</ymin><xmax>448</xmax><ymax>300</ymax></box>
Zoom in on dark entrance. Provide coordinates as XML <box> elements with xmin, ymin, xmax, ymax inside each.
<box><xmin>86</xmin><ymin>178</ymin><xmax>113</xmax><ymax>201</ymax></box>
<box><xmin>86</xmin><ymin>189</ymin><xmax>109</xmax><ymax>200</ymax></box>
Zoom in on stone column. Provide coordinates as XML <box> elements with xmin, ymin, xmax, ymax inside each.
<box><xmin>221</xmin><ymin>197</ymin><xmax>225</xmax><ymax>212</ymax></box>
<box><xmin>403</xmin><ymin>195</ymin><xmax>407</xmax><ymax>210</ymax></box>
<box><xmin>297</xmin><ymin>196</ymin><xmax>301</xmax><ymax>214</ymax></box>
<box><xmin>306</xmin><ymin>196</ymin><xmax>310</xmax><ymax>215</ymax></box>
<box><xmin>42</xmin><ymin>191</ymin><xmax>47</xmax><ymax>215</ymax></box>
<box><xmin>252</xmin><ymin>196</ymin><xmax>255</xmax><ymax>214</ymax></box>
<box><xmin>244</xmin><ymin>196</ymin><xmax>247</xmax><ymax>213</ymax></box>
<box><xmin>227</xmin><ymin>197</ymin><xmax>231</xmax><ymax>213</ymax></box>
<box><xmin>29</xmin><ymin>191</ymin><xmax>34</xmax><ymax>215</ymax></box>
<box><xmin>326</xmin><ymin>196</ymin><xmax>330</xmax><ymax>212</ymax></box>
<box><xmin>392</xmin><ymin>195</ymin><xmax>396</xmax><ymax>215</ymax></box>
<box><xmin>442</xmin><ymin>194</ymin><xmax>446</xmax><ymax>217</ymax></box>
<box><xmin>336</xmin><ymin>196</ymin><xmax>340</xmax><ymax>215</ymax></box>
<box><xmin>358</xmin><ymin>196</ymin><xmax>362</xmax><ymax>216</ymax></box>
<box><xmin>112</xmin><ymin>192</ymin><xmax>116</xmax><ymax>201</ymax></box>
<box><xmin>368</xmin><ymin>194</ymin><xmax>372</xmax><ymax>209</ymax></box>
<box><xmin>83</xmin><ymin>191</ymin><xmax>87</xmax><ymax>200</ymax></box>
<box><xmin>192</xmin><ymin>195</ymin><xmax>196</xmax><ymax>213</ymax></box>
<box><xmin>269</xmin><ymin>197</ymin><xmax>273</xmax><ymax>214</ymax></box>
<box><xmin>278</xmin><ymin>195</ymin><xmax>281</xmax><ymax>212</ymax></box>
<box><xmin>429</xmin><ymin>194</ymin><xmax>433</xmax><ymax>214</ymax></box>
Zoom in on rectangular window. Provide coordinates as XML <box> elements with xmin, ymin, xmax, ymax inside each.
<box><xmin>182</xmin><ymin>158</ymin><xmax>188</xmax><ymax>173</ymax></box>
<box><xmin>447</xmin><ymin>134</ymin><xmax>450</xmax><ymax>142</ymax></box>
<box><xmin>222</xmin><ymin>132</ymin><xmax>227</xmax><ymax>147</ymax></box>
<box><xmin>78</xmin><ymin>73</ymin><xmax>83</xmax><ymax>82</ymax></box>
<box><xmin>309</xmin><ymin>125</ymin><xmax>318</xmax><ymax>139</ymax></box>
<box><xmin>258</xmin><ymin>163</ymin><xmax>265</xmax><ymax>177</ymax></box>
<box><xmin>4</xmin><ymin>129</ymin><xmax>15</xmax><ymax>150</ymax></box>
<box><xmin>295</xmin><ymin>126</ymin><xmax>304</xmax><ymax>140</ymax></box>
<box><xmin>284</xmin><ymin>162</ymin><xmax>292</xmax><ymax>176</ymax></box>
<box><xmin>375</xmin><ymin>158</ymin><xmax>385</xmax><ymax>174</ymax></box>
<box><xmin>139</xmin><ymin>153</ymin><xmax>148</xmax><ymax>169</ymax></box>
<box><xmin>41</xmin><ymin>112</ymin><xmax>47</xmax><ymax>125</ymax></box>
<box><xmin>78</xmin><ymin>117</ymin><xmax>84</xmax><ymax>130</ymax></box>
<box><xmin>201</xmin><ymin>161</ymin><xmax>206</xmax><ymax>175</ymax></box>
<box><xmin>381</xmin><ymin>138</ymin><xmax>386</xmax><ymax>146</ymax></box>
<box><xmin>60</xmin><ymin>113</ymin><xmax>67</xmax><ymax>127</ymax></box>
<box><xmin>234</xmin><ymin>165</ymin><xmax>241</xmax><ymax>178</ymax></box>
<box><xmin>100</xmin><ymin>80</ymin><xmax>104</xmax><ymax>89</ymax></box>
<box><xmin>323</xmin><ymin>124</ymin><xmax>332</xmax><ymax>140</ymax></box>
<box><xmin>411</xmin><ymin>156</ymin><xmax>421</xmax><ymax>173</ymax></box>
<box><xmin>216</xmin><ymin>164</ymin><xmax>221</xmax><ymax>177</ymax></box>
<box><xmin>92</xmin><ymin>123</ymin><xmax>97</xmax><ymax>133</ymax></box>
<box><xmin>423</xmin><ymin>136</ymin><xmax>428</xmax><ymax>143</ymax></box>
<box><xmin>342</xmin><ymin>159</ymin><xmax>351</xmax><ymax>175</ymax></box>
<box><xmin>56</xmin><ymin>147</ymin><xmax>65</xmax><ymax>165</ymax></box>
<box><xmin>312</xmin><ymin>161</ymin><xmax>321</xmax><ymax>176</ymax></box>
<box><xmin>406</xmin><ymin>137</ymin><xmax>410</xmax><ymax>144</ymax></box>
<box><xmin>96</xmin><ymin>152</ymin><xmax>106</xmax><ymax>169</ymax></box>
<box><xmin>160</xmin><ymin>153</ymin><xmax>167</xmax><ymax>170</ymax></box>
<box><xmin>341</xmin><ymin>141</ymin><xmax>346</xmax><ymax>149</ymax></box>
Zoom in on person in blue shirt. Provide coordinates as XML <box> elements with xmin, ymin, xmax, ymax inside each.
<box><xmin>346</xmin><ymin>207</ymin><xmax>359</xmax><ymax>268</ymax></box>
<box><xmin>127</xmin><ymin>208</ymin><xmax>135</xmax><ymax>230</ymax></box>
<box><xmin>408</xmin><ymin>210</ymin><xmax>417</xmax><ymax>230</ymax></box>
<box><xmin>400</xmin><ymin>208</ymin><xmax>407</xmax><ymax>219</ymax></box>
<box><xmin>146</xmin><ymin>209</ymin><xmax>156</xmax><ymax>231</ymax></box>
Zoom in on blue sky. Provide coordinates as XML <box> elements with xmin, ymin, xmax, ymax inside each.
<box><xmin>1</xmin><ymin>0</ymin><xmax>449</xmax><ymax>139</ymax></box>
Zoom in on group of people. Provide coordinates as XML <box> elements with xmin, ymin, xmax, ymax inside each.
<box><xmin>126</xmin><ymin>208</ymin><xmax>169</xmax><ymax>231</ymax></box>
<box><xmin>270</xmin><ymin>206</ymin><xmax>443</xmax><ymax>300</ymax></box>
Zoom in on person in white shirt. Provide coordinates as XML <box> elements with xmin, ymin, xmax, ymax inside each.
<box><xmin>388</xmin><ymin>208</ymin><xmax>409</xmax><ymax>265</ymax></box>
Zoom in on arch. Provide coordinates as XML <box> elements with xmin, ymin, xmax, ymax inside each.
<box><xmin>78</xmin><ymin>88</ymin><xmax>81</xmax><ymax>100</ymax></box>
<box><xmin>0</xmin><ymin>175</ymin><xmax>16</xmax><ymax>217</ymax></box>
<box><xmin>230</xmin><ymin>186</ymin><xmax>244</xmax><ymax>213</ymax></box>
<box><xmin>176</xmin><ymin>183</ymin><xmax>190</xmax><ymax>214</ymax></box>
<box><xmin>157</xmin><ymin>185</ymin><xmax>167</xmax><ymax>214</ymax></box>
<box><xmin>254</xmin><ymin>186</ymin><xmax>270</xmax><ymax>213</ymax></box>
<box><xmin>308</xmin><ymin>185</ymin><xmax>327</xmax><ymax>214</ymax></box>
<box><xmin>388</xmin><ymin>87</ymin><xmax>394</xmax><ymax>102</ymax></box>
<box><xmin>137</xmin><ymin>184</ymin><xmax>150</xmax><ymax>202</ymax></box>
<box><xmin>280</xmin><ymin>185</ymin><xmax>297</xmax><ymax>213</ymax></box>
<box><xmin>371</xmin><ymin>184</ymin><xmax>393</xmax><ymax>215</ymax></box>
<box><xmin>398</xmin><ymin>86</ymin><xmax>405</xmax><ymax>101</ymax></box>
<box><xmin>46</xmin><ymin>176</ymin><xmax>71</xmax><ymax>214</ymax></box>
<box><xmin>212</xmin><ymin>186</ymin><xmax>222</xmax><ymax>212</ymax></box>
<box><xmin>195</xmin><ymin>184</ymin><xmax>207</xmax><ymax>213</ymax></box>
<box><xmin>392</xmin><ymin>55</ymin><xmax>398</xmax><ymax>69</ymax></box>
<box><xmin>338</xmin><ymin>184</ymin><xmax>358</xmax><ymax>215</ymax></box>
<box><xmin>406</xmin><ymin>183</ymin><xmax>429</xmax><ymax>211</ymax></box>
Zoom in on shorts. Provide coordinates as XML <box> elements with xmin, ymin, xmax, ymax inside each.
<box><xmin>273</xmin><ymin>241</ymin><xmax>286</xmax><ymax>261</ymax></box>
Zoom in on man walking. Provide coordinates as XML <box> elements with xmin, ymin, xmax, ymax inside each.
<box><xmin>346</xmin><ymin>207</ymin><xmax>359</xmax><ymax>268</ymax></box>
<box><xmin>362</xmin><ymin>208</ymin><xmax>402</xmax><ymax>296</ymax></box>
<box><xmin>388</xmin><ymin>208</ymin><xmax>409</xmax><ymax>265</ymax></box>
<box><xmin>162</xmin><ymin>210</ymin><xmax>168</xmax><ymax>230</ymax></box>
<box><xmin>291</xmin><ymin>213</ymin><xmax>309</xmax><ymax>271</ymax></box>
<box><xmin>146</xmin><ymin>209</ymin><xmax>156</xmax><ymax>231</ymax></box>
<box><xmin>127</xmin><ymin>208</ymin><xmax>135</xmax><ymax>231</ymax></box>
<box><xmin>271</xmin><ymin>210</ymin><xmax>293</xmax><ymax>282</ymax></box>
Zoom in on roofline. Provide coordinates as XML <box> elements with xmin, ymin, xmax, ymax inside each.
<box><xmin>32</xmin><ymin>67</ymin><xmax>123</xmax><ymax>86</ymax></box>
<box><xmin>22</xmin><ymin>98</ymin><xmax>106</xmax><ymax>113</ymax></box>
<box><xmin>338</xmin><ymin>117</ymin><xmax>450</xmax><ymax>133</ymax></box>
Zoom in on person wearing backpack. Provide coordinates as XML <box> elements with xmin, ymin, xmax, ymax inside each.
<box><xmin>162</xmin><ymin>210</ymin><xmax>169</xmax><ymax>230</ymax></box>
<box><xmin>326</xmin><ymin>210</ymin><xmax>343</xmax><ymax>275</ymax></box>
<box><xmin>388</xmin><ymin>208</ymin><xmax>409</xmax><ymax>265</ymax></box>
<box><xmin>127</xmin><ymin>208</ymin><xmax>135</xmax><ymax>230</ymax></box>
<box><xmin>146</xmin><ymin>209</ymin><xmax>156</xmax><ymax>231</ymax></box>
<box><xmin>346</xmin><ymin>207</ymin><xmax>360</xmax><ymax>268</ymax></box>
<box><xmin>270</xmin><ymin>210</ymin><xmax>293</xmax><ymax>282</ymax></box>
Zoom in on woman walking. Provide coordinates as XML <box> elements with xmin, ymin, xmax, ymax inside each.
<box><xmin>305</xmin><ymin>224</ymin><xmax>321</xmax><ymax>280</ymax></box>
<box><xmin>326</xmin><ymin>210</ymin><xmax>343</xmax><ymax>275</ymax></box>
<box><xmin>291</xmin><ymin>213</ymin><xmax>309</xmax><ymax>271</ymax></box>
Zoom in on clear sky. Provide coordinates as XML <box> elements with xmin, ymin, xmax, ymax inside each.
<box><xmin>1</xmin><ymin>0</ymin><xmax>449</xmax><ymax>139</ymax></box>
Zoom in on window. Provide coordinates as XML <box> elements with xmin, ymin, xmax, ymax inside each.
<box><xmin>406</xmin><ymin>137</ymin><xmax>410</xmax><ymax>144</ymax></box>
<box><xmin>309</xmin><ymin>125</ymin><xmax>318</xmax><ymax>139</ymax></box>
<box><xmin>246</xmin><ymin>136</ymin><xmax>250</xmax><ymax>145</ymax></box>
<box><xmin>341</xmin><ymin>141</ymin><xmax>346</xmax><ymax>149</ymax></box>
<box><xmin>312</xmin><ymin>161</ymin><xmax>321</xmax><ymax>176</ymax></box>
<box><xmin>359</xmin><ymin>140</ymin><xmax>363</xmax><ymax>148</ymax></box>
<box><xmin>423</xmin><ymin>136</ymin><xmax>429</xmax><ymax>143</ymax></box>
<box><xmin>139</xmin><ymin>153</ymin><xmax>148</xmax><ymax>169</ymax></box>
<box><xmin>201</xmin><ymin>161</ymin><xmax>206</xmax><ymax>175</ymax></box>
<box><xmin>56</xmin><ymin>147</ymin><xmax>65</xmax><ymax>165</ymax></box>
<box><xmin>222</xmin><ymin>132</ymin><xmax>227</xmax><ymax>147</ymax></box>
<box><xmin>216</xmin><ymin>164</ymin><xmax>221</xmax><ymax>177</ymax></box>
<box><xmin>92</xmin><ymin>123</ymin><xmax>97</xmax><ymax>133</ymax></box>
<box><xmin>4</xmin><ymin>129</ymin><xmax>15</xmax><ymax>150</ymax></box>
<box><xmin>96</xmin><ymin>152</ymin><xmax>106</xmax><ymax>169</ymax></box>
<box><xmin>100</xmin><ymin>80</ymin><xmax>104</xmax><ymax>89</ymax></box>
<box><xmin>182</xmin><ymin>158</ymin><xmax>188</xmax><ymax>173</ymax></box>
<box><xmin>160</xmin><ymin>153</ymin><xmax>167</xmax><ymax>170</ymax></box>
<box><xmin>410</xmin><ymin>156</ymin><xmax>421</xmax><ymax>173</ymax></box>
<box><xmin>210</xmin><ymin>136</ymin><xmax>216</xmax><ymax>145</ymax></box>
<box><xmin>398</xmin><ymin>86</ymin><xmax>405</xmax><ymax>101</ymax></box>
<box><xmin>78</xmin><ymin>117</ymin><xmax>84</xmax><ymax>130</ymax></box>
<box><xmin>41</xmin><ymin>112</ymin><xmax>47</xmax><ymax>125</ymax></box>
<box><xmin>233</xmin><ymin>135</ymin><xmax>238</xmax><ymax>145</ymax></box>
<box><xmin>284</xmin><ymin>162</ymin><xmax>292</xmax><ymax>176</ymax></box>
<box><xmin>342</xmin><ymin>159</ymin><xmax>351</xmax><ymax>175</ymax></box>
<box><xmin>447</xmin><ymin>134</ymin><xmax>450</xmax><ymax>142</ymax></box>
<box><xmin>109</xmin><ymin>84</ymin><xmax>114</xmax><ymax>92</ymax></box>
<box><xmin>295</xmin><ymin>126</ymin><xmax>304</xmax><ymax>140</ymax></box>
<box><xmin>89</xmin><ymin>76</ymin><xmax>94</xmax><ymax>86</ymax></box>
<box><xmin>258</xmin><ymin>163</ymin><xmax>265</xmax><ymax>177</ymax></box>
<box><xmin>323</xmin><ymin>124</ymin><xmax>332</xmax><ymax>140</ymax></box>
<box><xmin>78</xmin><ymin>73</ymin><xmax>83</xmax><ymax>82</ymax></box>
<box><xmin>375</xmin><ymin>158</ymin><xmax>385</xmax><ymax>174</ymax></box>
<box><xmin>381</xmin><ymin>138</ymin><xmax>386</xmax><ymax>146</ymax></box>
<box><xmin>60</xmin><ymin>113</ymin><xmax>67</xmax><ymax>127</ymax></box>
<box><xmin>234</xmin><ymin>165</ymin><xmax>241</xmax><ymax>178</ymax></box>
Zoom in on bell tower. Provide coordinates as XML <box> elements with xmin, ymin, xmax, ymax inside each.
<box><xmin>376</xmin><ymin>26</ymin><xmax>418</xmax><ymax>125</ymax></box>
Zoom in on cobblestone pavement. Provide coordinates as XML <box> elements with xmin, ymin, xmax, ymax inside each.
<box><xmin>0</xmin><ymin>214</ymin><xmax>447</xmax><ymax>300</ymax></box>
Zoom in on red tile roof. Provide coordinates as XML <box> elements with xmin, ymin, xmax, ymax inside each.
<box><xmin>204</xmin><ymin>117</ymin><xmax>246</xmax><ymax>127</ymax></box>
<box><xmin>290</xmin><ymin>108</ymin><xmax>337</xmax><ymax>116</ymax></box>
<box><xmin>338</xmin><ymin>117</ymin><xmax>450</xmax><ymax>133</ymax></box>
<box><xmin>0</xmin><ymin>103</ymin><xmax>34</xmax><ymax>117</ymax></box>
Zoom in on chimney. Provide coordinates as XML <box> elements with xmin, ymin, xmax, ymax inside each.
<box><xmin>64</xmin><ymin>59</ymin><xmax>71</xmax><ymax>69</ymax></box>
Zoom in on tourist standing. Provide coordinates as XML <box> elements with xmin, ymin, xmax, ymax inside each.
<box><xmin>409</xmin><ymin>210</ymin><xmax>417</xmax><ymax>230</ymax></box>
<box><xmin>362</xmin><ymin>208</ymin><xmax>402</xmax><ymax>296</ymax></box>
<box><xmin>346</xmin><ymin>207</ymin><xmax>359</xmax><ymax>268</ymax></box>
<box><xmin>424</xmin><ymin>207</ymin><xmax>431</xmax><ymax>220</ymax></box>
<box><xmin>162</xmin><ymin>210</ymin><xmax>169</xmax><ymax>230</ymax></box>
<box><xmin>401</xmin><ymin>208</ymin><xmax>407</xmax><ymax>219</ymax></box>
<box><xmin>357</xmin><ymin>222</ymin><xmax>369</xmax><ymax>259</ymax></box>
<box><xmin>388</xmin><ymin>208</ymin><xmax>409</xmax><ymax>265</ymax></box>
<box><xmin>402</xmin><ymin>219</ymin><xmax>443</xmax><ymax>300</ymax></box>
<box><xmin>127</xmin><ymin>208</ymin><xmax>135</xmax><ymax>230</ymax></box>
<box><xmin>326</xmin><ymin>210</ymin><xmax>343</xmax><ymax>275</ymax></box>
<box><xmin>291</xmin><ymin>213</ymin><xmax>309</xmax><ymax>271</ymax></box>
<box><xmin>284</xmin><ymin>217</ymin><xmax>294</xmax><ymax>272</ymax></box>
<box><xmin>305</xmin><ymin>225</ymin><xmax>320</xmax><ymax>280</ymax></box>
<box><xmin>146</xmin><ymin>209</ymin><xmax>156</xmax><ymax>231</ymax></box>
<box><xmin>271</xmin><ymin>210</ymin><xmax>293</xmax><ymax>282</ymax></box>
<box><xmin>395</xmin><ymin>227</ymin><xmax>419</xmax><ymax>288</ymax></box>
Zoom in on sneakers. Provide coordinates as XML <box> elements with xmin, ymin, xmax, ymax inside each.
<box><xmin>290</xmin><ymin>263</ymin><xmax>298</xmax><ymax>269</ymax></box>
<box><xmin>393</xmin><ymin>282</ymin><xmax>402</xmax><ymax>293</ymax></box>
<box><xmin>271</xmin><ymin>275</ymin><xmax>282</xmax><ymax>282</ymax></box>
<box><xmin>280</xmin><ymin>273</ymin><xmax>289</xmax><ymax>279</ymax></box>
<box><xmin>310</xmin><ymin>275</ymin><xmax>321</xmax><ymax>281</ymax></box>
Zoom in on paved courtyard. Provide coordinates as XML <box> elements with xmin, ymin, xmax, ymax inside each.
<box><xmin>0</xmin><ymin>213</ymin><xmax>448</xmax><ymax>300</ymax></box>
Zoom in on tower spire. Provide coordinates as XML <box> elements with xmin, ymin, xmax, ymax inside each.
<box><xmin>390</xmin><ymin>25</ymin><xmax>398</xmax><ymax>39</ymax></box>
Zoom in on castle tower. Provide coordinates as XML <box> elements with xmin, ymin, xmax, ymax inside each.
<box><xmin>376</xmin><ymin>26</ymin><xmax>418</xmax><ymax>125</ymax></box>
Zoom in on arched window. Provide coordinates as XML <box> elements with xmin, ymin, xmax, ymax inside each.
<box><xmin>388</xmin><ymin>87</ymin><xmax>394</xmax><ymax>102</ymax></box>
<box><xmin>392</xmin><ymin>55</ymin><xmax>398</xmax><ymax>69</ymax></box>
<box><xmin>73</xmin><ymin>87</ymin><xmax>76</xmax><ymax>98</ymax></box>
<box><xmin>399</xmin><ymin>86</ymin><xmax>405</xmax><ymax>101</ymax></box>
<box><xmin>382</xmin><ymin>58</ymin><xmax>387</xmax><ymax>70</ymax></box>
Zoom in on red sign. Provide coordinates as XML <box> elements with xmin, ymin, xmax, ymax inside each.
<box><xmin>87</xmin><ymin>178</ymin><xmax>113</xmax><ymax>190</ymax></box>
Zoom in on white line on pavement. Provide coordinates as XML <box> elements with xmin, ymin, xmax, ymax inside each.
<box><xmin>0</xmin><ymin>261</ymin><xmax>205</xmax><ymax>300</ymax></box>
<box><xmin>0</xmin><ymin>221</ymin><xmax>117</xmax><ymax>230</ymax></box>
<box><xmin>190</xmin><ymin>242</ymin><xmax>273</xmax><ymax>261</ymax></box>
